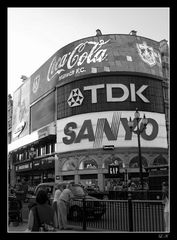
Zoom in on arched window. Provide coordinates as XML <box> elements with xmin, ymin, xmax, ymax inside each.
<box><xmin>62</xmin><ymin>159</ymin><xmax>76</xmax><ymax>171</ymax></box>
<box><xmin>152</xmin><ymin>155</ymin><xmax>167</xmax><ymax>165</ymax></box>
<box><xmin>129</xmin><ymin>156</ymin><xmax>148</xmax><ymax>168</ymax></box>
<box><xmin>103</xmin><ymin>156</ymin><xmax>123</xmax><ymax>168</ymax></box>
<box><xmin>79</xmin><ymin>159</ymin><xmax>98</xmax><ymax>170</ymax></box>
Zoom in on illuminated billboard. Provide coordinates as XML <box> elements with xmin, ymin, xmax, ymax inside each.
<box><xmin>11</xmin><ymin>79</ymin><xmax>30</xmax><ymax>141</ymax></box>
<box><xmin>31</xmin><ymin>91</ymin><xmax>55</xmax><ymax>132</ymax></box>
<box><xmin>30</xmin><ymin>34</ymin><xmax>163</xmax><ymax>104</ymax></box>
<box><xmin>57</xmin><ymin>74</ymin><xmax>164</xmax><ymax>119</ymax></box>
<box><xmin>56</xmin><ymin>111</ymin><xmax>168</xmax><ymax>153</ymax></box>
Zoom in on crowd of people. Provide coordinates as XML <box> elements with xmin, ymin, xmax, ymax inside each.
<box><xmin>9</xmin><ymin>179</ymin><xmax>169</xmax><ymax>232</ymax></box>
<box><xmin>26</xmin><ymin>182</ymin><xmax>75</xmax><ymax>231</ymax></box>
<box><xmin>104</xmin><ymin>179</ymin><xmax>149</xmax><ymax>192</ymax></box>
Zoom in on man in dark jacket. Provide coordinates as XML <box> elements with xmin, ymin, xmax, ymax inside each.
<box><xmin>14</xmin><ymin>183</ymin><xmax>24</xmax><ymax>210</ymax></box>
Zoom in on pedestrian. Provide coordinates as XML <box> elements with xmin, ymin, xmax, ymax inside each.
<box><xmin>162</xmin><ymin>182</ymin><xmax>169</xmax><ymax>232</ymax></box>
<box><xmin>52</xmin><ymin>183</ymin><xmax>64</xmax><ymax>228</ymax></box>
<box><xmin>27</xmin><ymin>189</ymin><xmax>58</xmax><ymax>232</ymax></box>
<box><xmin>21</xmin><ymin>179</ymin><xmax>28</xmax><ymax>202</ymax></box>
<box><xmin>14</xmin><ymin>183</ymin><xmax>24</xmax><ymax>211</ymax></box>
<box><xmin>58</xmin><ymin>182</ymin><xmax>74</xmax><ymax>230</ymax></box>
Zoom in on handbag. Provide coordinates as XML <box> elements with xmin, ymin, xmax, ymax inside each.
<box><xmin>35</xmin><ymin>206</ymin><xmax>55</xmax><ymax>232</ymax></box>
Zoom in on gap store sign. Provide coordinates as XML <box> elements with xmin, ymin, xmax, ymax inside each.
<box><xmin>56</xmin><ymin>111</ymin><xmax>168</xmax><ymax>153</ymax></box>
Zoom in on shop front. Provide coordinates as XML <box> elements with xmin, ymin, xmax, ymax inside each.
<box><xmin>15</xmin><ymin>161</ymin><xmax>33</xmax><ymax>183</ymax></box>
<box><xmin>79</xmin><ymin>174</ymin><xmax>98</xmax><ymax>187</ymax></box>
<box><xmin>32</xmin><ymin>155</ymin><xmax>55</xmax><ymax>184</ymax></box>
<box><xmin>15</xmin><ymin>155</ymin><xmax>55</xmax><ymax>186</ymax></box>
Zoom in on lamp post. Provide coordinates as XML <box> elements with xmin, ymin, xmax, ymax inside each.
<box><xmin>122</xmin><ymin>162</ymin><xmax>128</xmax><ymax>189</ymax></box>
<box><xmin>128</xmin><ymin>108</ymin><xmax>148</xmax><ymax>190</ymax></box>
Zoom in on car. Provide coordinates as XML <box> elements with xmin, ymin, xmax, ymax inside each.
<box><xmin>28</xmin><ymin>182</ymin><xmax>106</xmax><ymax>221</ymax></box>
<box><xmin>85</xmin><ymin>186</ymin><xmax>109</xmax><ymax>200</ymax></box>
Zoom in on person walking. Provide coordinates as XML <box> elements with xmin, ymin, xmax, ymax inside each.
<box><xmin>27</xmin><ymin>190</ymin><xmax>58</xmax><ymax>232</ymax></box>
<box><xmin>14</xmin><ymin>183</ymin><xmax>24</xmax><ymax>211</ymax></box>
<box><xmin>52</xmin><ymin>183</ymin><xmax>64</xmax><ymax>228</ymax></box>
<box><xmin>58</xmin><ymin>182</ymin><xmax>74</xmax><ymax>230</ymax></box>
<box><xmin>162</xmin><ymin>182</ymin><xmax>170</xmax><ymax>232</ymax></box>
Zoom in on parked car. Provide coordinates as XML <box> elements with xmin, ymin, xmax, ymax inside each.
<box><xmin>28</xmin><ymin>182</ymin><xmax>106</xmax><ymax>220</ymax></box>
<box><xmin>85</xmin><ymin>186</ymin><xmax>109</xmax><ymax>200</ymax></box>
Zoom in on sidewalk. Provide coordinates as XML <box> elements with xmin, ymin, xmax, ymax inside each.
<box><xmin>7</xmin><ymin>221</ymin><xmax>101</xmax><ymax>233</ymax></box>
<box><xmin>8</xmin><ymin>203</ymin><xmax>106</xmax><ymax>232</ymax></box>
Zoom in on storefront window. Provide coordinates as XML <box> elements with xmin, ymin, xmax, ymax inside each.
<box><xmin>104</xmin><ymin>176</ymin><xmax>124</xmax><ymax>191</ymax></box>
<box><xmin>33</xmin><ymin>175</ymin><xmax>41</xmax><ymax>185</ymax></box>
<box><xmin>79</xmin><ymin>174</ymin><xmax>98</xmax><ymax>187</ymax></box>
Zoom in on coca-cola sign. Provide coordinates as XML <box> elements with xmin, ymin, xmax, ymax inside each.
<box><xmin>30</xmin><ymin>34</ymin><xmax>163</xmax><ymax>104</ymax></box>
<box><xmin>47</xmin><ymin>39</ymin><xmax>110</xmax><ymax>82</ymax></box>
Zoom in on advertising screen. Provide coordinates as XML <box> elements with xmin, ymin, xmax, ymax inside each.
<box><xmin>11</xmin><ymin>79</ymin><xmax>30</xmax><ymax>141</ymax></box>
<box><xmin>31</xmin><ymin>91</ymin><xmax>55</xmax><ymax>132</ymax></box>
<box><xmin>57</xmin><ymin>74</ymin><xmax>164</xmax><ymax>119</ymax></box>
<box><xmin>30</xmin><ymin>34</ymin><xmax>162</xmax><ymax>104</ymax></box>
<box><xmin>56</xmin><ymin>111</ymin><xmax>168</xmax><ymax>153</ymax></box>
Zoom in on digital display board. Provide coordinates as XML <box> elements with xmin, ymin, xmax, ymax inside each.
<box><xmin>30</xmin><ymin>34</ymin><xmax>163</xmax><ymax>104</ymax></box>
<box><xmin>31</xmin><ymin>91</ymin><xmax>55</xmax><ymax>132</ymax></box>
<box><xmin>56</xmin><ymin>111</ymin><xmax>168</xmax><ymax>153</ymax></box>
<box><xmin>57</xmin><ymin>74</ymin><xmax>164</xmax><ymax>119</ymax></box>
<box><xmin>11</xmin><ymin>79</ymin><xmax>30</xmax><ymax>141</ymax></box>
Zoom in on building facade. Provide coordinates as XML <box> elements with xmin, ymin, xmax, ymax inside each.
<box><xmin>8</xmin><ymin>33</ymin><xmax>169</xmax><ymax>190</ymax></box>
<box><xmin>8</xmin><ymin>94</ymin><xmax>13</xmax><ymax>184</ymax></box>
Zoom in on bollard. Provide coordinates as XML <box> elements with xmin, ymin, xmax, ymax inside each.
<box><xmin>82</xmin><ymin>197</ymin><xmax>87</xmax><ymax>231</ymax></box>
<box><xmin>128</xmin><ymin>192</ymin><xmax>133</xmax><ymax>231</ymax></box>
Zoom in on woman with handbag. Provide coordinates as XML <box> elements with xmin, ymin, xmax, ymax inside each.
<box><xmin>27</xmin><ymin>189</ymin><xmax>58</xmax><ymax>232</ymax></box>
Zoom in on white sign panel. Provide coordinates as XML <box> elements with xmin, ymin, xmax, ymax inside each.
<box><xmin>56</xmin><ymin>111</ymin><xmax>168</xmax><ymax>153</ymax></box>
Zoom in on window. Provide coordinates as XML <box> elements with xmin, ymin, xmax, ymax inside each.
<box><xmin>41</xmin><ymin>146</ymin><xmax>46</xmax><ymax>155</ymax></box>
<box><xmin>38</xmin><ymin>147</ymin><xmax>41</xmax><ymax>157</ymax></box>
<box><xmin>46</xmin><ymin>143</ymin><xmax>50</xmax><ymax>154</ymax></box>
<box><xmin>51</xmin><ymin>143</ymin><xmax>55</xmax><ymax>153</ymax></box>
<box><xmin>19</xmin><ymin>153</ymin><xmax>23</xmax><ymax>162</ymax></box>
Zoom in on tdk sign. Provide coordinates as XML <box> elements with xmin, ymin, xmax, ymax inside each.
<box><xmin>67</xmin><ymin>83</ymin><xmax>149</xmax><ymax>107</ymax></box>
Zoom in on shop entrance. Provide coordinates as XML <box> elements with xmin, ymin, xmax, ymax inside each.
<box><xmin>79</xmin><ymin>174</ymin><xmax>98</xmax><ymax>188</ymax></box>
<box><xmin>104</xmin><ymin>173</ymin><xmax>124</xmax><ymax>191</ymax></box>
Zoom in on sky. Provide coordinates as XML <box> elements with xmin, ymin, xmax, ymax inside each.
<box><xmin>8</xmin><ymin>7</ymin><xmax>169</xmax><ymax>96</ymax></box>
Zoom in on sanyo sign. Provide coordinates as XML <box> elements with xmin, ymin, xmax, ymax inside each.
<box><xmin>56</xmin><ymin>111</ymin><xmax>168</xmax><ymax>153</ymax></box>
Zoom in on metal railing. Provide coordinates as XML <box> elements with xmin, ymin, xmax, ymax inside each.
<box><xmin>107</xmin><ymin>190</ymin><xmax>163</xmax><ymax>200</ymax></box>
<box><xmin>67</xmin><ymin>197</ymin><xmax>165</xmax><ymax>232</ymax></box>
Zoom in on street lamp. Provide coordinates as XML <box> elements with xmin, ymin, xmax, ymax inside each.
<box><xmin>128</xmin><ymin>108</ymin><xmax>148</xmax><ymax>190</ymax></box>
<box><xmin>122</xmin><ymin>162</ymin><xmax>128</xmax><ymax>189</ymax></box>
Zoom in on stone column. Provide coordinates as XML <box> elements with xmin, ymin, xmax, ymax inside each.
<box><xmin>55</xmin><ymin>154</ymin><xmax>62</xmax><ymax>183</ymax></box>
<box><xmin>97</xmin><ymin>172</ymin><xmax>104</xmax><ymax>191</ymax></box>
<box><xmin>74</xmin><ymin>173</ymin><xmax>79</xmax><ymax>184</ymax></box>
